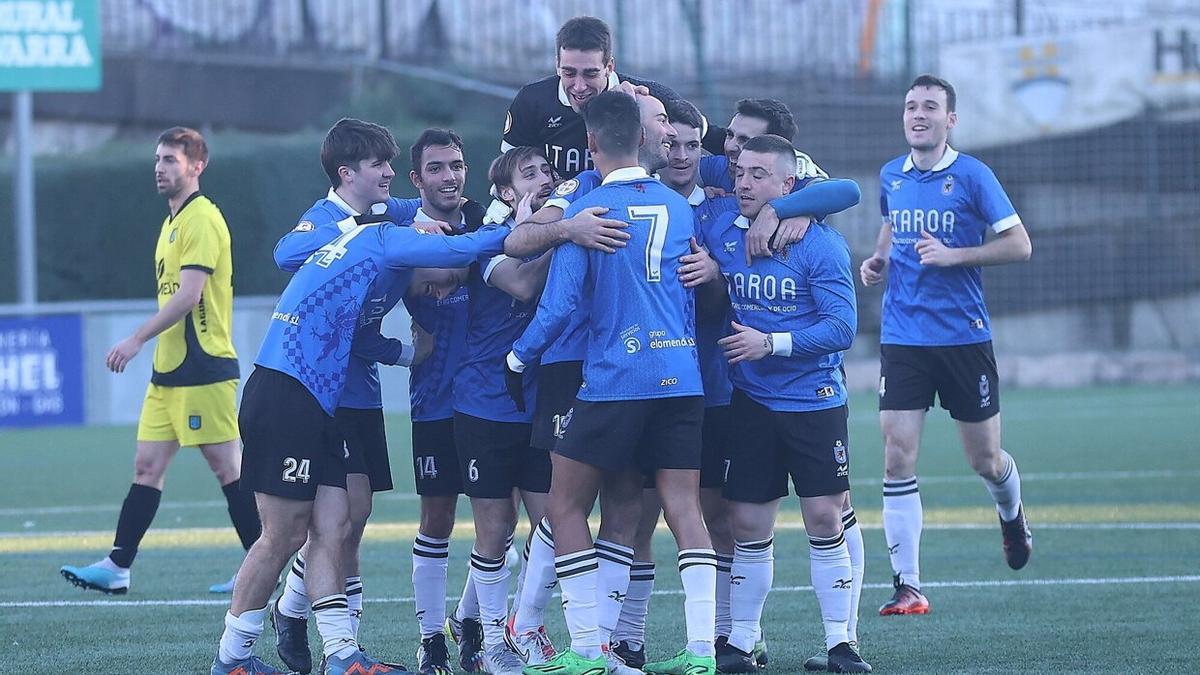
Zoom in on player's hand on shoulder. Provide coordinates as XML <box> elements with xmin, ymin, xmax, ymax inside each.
<box><xmin>718</xmin><ymin>321</ymin><xmax>772</xmax><ymax>364</ymax></box>
<box><xmin>915</xmin><ymin>229</ymin><xmax>960</xmax><ymax>267</ymax></box>
<box><xmin>860</xmin><ymin>254</ymin><xmax>888</xmax><ymax>286</ymax></box>
<box><xmin>614</xmin><ymin>81</ymin><xmax>651</xmax><ymax>98</ymax></box>
<box><xmin>678</xmin><ymin>237</ymin><xmax>720</xmax><ymax>288</ymax></box>
<box><xmin>413</xmin><ymin>219</ymin><xmax>453</xmax><ymax>235</ymax></box>
<box><xmin>105</xmin><ymin>335</ymin><xmax>145</xmax><ymax>373</ymax></box>
<box><xmin>410</xmin><ymin>322</ymin><xmax>434</xmax><ymax>367</ymax></box>
<box><xmin>565</xmin><ymin>206</ymin><xmax>630</xmax><ymax>254</ymax></box>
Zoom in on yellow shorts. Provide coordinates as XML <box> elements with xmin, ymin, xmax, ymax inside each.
<box><xmin>137</xmin><ymin>380</ymin><xmax>239</xmax><ymax>447</ymax></box>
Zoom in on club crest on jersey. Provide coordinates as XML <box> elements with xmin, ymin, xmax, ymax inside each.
<box><xmin>773</xmin><ymin>245</ymin><xmax>790</xmax><ymax>262</ymax></box>
<box><xmin>942</xmin><ymin>175</ymin><xmax>955</xmax><ymax>195</ymax></box>
<box><xmin>546</xmin><ymin>116</ymin><xmax>563</xmax><ymax>129</ymax></box>
<box><xmin>293</xmin><ymin>220</ymin><xmax>315</xmax><ymax>232</ymax></box>
<box><xmin>833</xmin><ymin>440</ymin><xmax>848</xmax><ymax>465</ymax></box>
<box><xmin>554</xmin><ymin>178</ymin><xmax>579</xmax><ymax>197</ymax></box>
<box><xmin>188</xmin><ymin>415</ymin><xmax>202</xmax><ymax>430</ymax></box>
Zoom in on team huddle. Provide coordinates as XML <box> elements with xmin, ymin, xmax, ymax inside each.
<box><xmin>58</xmin><ymin>15</ymin><xmax>1036</xmax><ymax>675</ymax></box>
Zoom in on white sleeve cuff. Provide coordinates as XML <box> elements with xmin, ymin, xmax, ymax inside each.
<box><xmin>770</xmin><ymin>332</ymin><xmax>793</xmax><ymax>357</ymax></box>
<box><xmin>506</xmin><ymin>351</ymin><xmax>526</xmax><ymax>373</ymax></box>
<box><xmin>483</xmin><ymin>254</ymin><xmax>512</xmax><ymax>286</ymax></box>
<box><xmin>545</xmin><ymin>197</ymin><xmax>571</xmax><ymax>211</ymax></box>
<box><xmin>396</xmin><ymin>342</ymin><xmax>415</xmax><ymax>367</ymax></box>
<box><xmin>992</xmin><ymin>213</ymin><xmax>1021</xmax><ymax>233</ymax></box>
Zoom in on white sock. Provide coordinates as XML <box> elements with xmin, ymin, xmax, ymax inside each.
<box><xmin>883</xmin><ymin>476</ymin><xmax>923</xmax><ymax>589</ymax></box>
<box><xmin>612</xmin><ymin>561</ymin><xmax>654</xmax><ymax>649</ymax></box>
<box><xmin>842</xmin><ymin>509</ymin><xmax>864</xmax><ymax>645</ymax></box>
<box><xmin>514</xmin><ymin>518</ymin><xmax>558</xmax><ymax>634</ymax></box>
<box><xmin>312</xmin><ymin>594</ymin><xmax>358</xmax><ymax>659</ymax></box>
<box><xmin>809</xmin><ymin>533</ymin><xmax>852</xmax><ymax>650</ymax></box>
<box><xmin>279</xmin><ymin>553</ymin><xmax>309</xmax><ymax>619</ymax></box>
<box><xmin>470</xmin><ymin>549</ymin><xmax>511</xmax><ymax>649</ymax></box>
<box><xmin>678</xmin><ymin>549</ymin><xmax>717</xmax><ymax>657</ymax></box>
<box><xmin>345</xmin><ymin>576</ymin><xmax>363</xmax><ymax>640</ymax></box>
<box><xmin>556</xmin><ymin>549</ymin><xmax>601</xmax><ymax>658</ymax></box>
<box><xmin>728</xmin><ymin>538</ymin><xmax>772</xmax><ymax>653</ymax></box>
<box><xmin>457</xmin><ymin>563</ymin><xmax>481</xmax><ymax>621</ymax></box>
<box><xmin>412</xmin><ymin>534</ymin><xmax>450</xmax><ymax>638</ymax></box>
<box><xmin>218</xmin><ymin>605</ymin><xmax>267</xmax><ymax>663</ymax></box>
<box><xmin>512</xmin><ymin>533</ymin><xmax>532</xmax><ymax>618</ymax></box>
<box><xmin>594</xmin><ymin>539</ymin><xmax>634</xmax><ymax>647</ymax></box>
<box><xmin>714</xmin><ymin>551</ymin><xmax>733</xmax><ymax>639</ymax></box>
<box><xmin>984</xmin><ymin>451</ymin><xmax>1023</xmax><ymax>522</ymax></box>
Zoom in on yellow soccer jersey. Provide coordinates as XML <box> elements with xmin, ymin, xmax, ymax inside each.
<box><xmin>151</xmin><ymin>193</ymin><xmax>239</xmax><ymax>386</ymax></box>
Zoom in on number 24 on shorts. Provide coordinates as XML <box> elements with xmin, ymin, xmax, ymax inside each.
<box><xmin>282</xmin><ymin>457</ymin><xmax>311</xmax><ymax>483</ymax></box>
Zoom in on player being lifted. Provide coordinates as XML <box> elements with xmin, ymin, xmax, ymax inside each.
<box><xmin>698</xmin><ymin>134</ymin><xmax>871</xmax><ymax>674</ymax></box>
<box><xmin>209</xmin><ymin>121</ymin><xmax>509</xmax><ymax>675</ymax></box>
<box><xmin>865</xmin><ymin>75</ymin><xmax>1033</xmax><ymax>617</ymax></box>
<box><xmin>506</xmin><ymin>90</ymin><xmax>717</xmax><ymax>675</ymax></box>
<box><xmin>502</xmin><ymin>15</ymin><xmax>722</xmax><ymax>179</ymax></box>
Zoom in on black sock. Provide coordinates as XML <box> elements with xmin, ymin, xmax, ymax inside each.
<box><xmin>110</xmin><ymin>484</ymin><xmax>162</xmax><ymax>568</ymax></box>
<box><xmin>222</xmin><ymin>479</ymin><xmax>261</xmax><ymax>550</ymax></box>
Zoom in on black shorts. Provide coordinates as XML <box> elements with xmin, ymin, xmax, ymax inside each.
<box><xmin>454</xmin><ymin>412</ymin><xmax>551</xmax><ymax>498</ymax></box>
<box><xmin>879</xmin><ymin>342</ymin><xmax>1000</xmax><ymax>423</ymax></box>
<box><xmin>555</xmin><ymin>396</ymin><xmax>704</xmax><ymax>473</ymax></box>
<box><xmin>239</xmin><ymin>367</ymin><xmax>346</xmax><ymax>501</ymax></box>
<box><xmin>411</xmin><ymin>418</ymin><xmax>463</xmax><ymax>496</ymax></box>
<box><xmin>530</xmin><ymin>360</ymin><xmax>583</xmax><ymax>451</ymax></box>
<box><xmin>700</xmin><ymin>405</ymin><xmax>732</xmax><ymax>489</ymax></box>
<box><xmin>723</xmin><ymin>389</ymin><xmax>850</xmax><ymax>503</ymax></box>
<box><xmin>336</xmin><ymin>407</ymin><xmax>393</xmax><ymax>492</ymax></box>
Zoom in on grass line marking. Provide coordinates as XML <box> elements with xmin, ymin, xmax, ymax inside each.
<box><xmin>6</xmin><ymin>574</ymin><xmax>1198</xmax><ymax>609</ymax></box>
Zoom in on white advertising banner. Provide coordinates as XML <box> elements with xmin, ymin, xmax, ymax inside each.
<box><xmin>941</xmin><ymin>20</ymin><xmax>1200</xmax><ymax>149</ymax></box>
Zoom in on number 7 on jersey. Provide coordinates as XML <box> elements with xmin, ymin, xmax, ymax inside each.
<box><xmin>628</xmin><ymin>205</ymin><xmax>669</xmax><ymax>283</ymax></box>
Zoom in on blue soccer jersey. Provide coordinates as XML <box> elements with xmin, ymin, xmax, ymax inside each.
<box><xmin>256</xmin><ymin>221</ymin><xmax>508</xmax><ymax>416</ymax></box>
<box><xmin>404</xmin><ymin>208</ymin><xmax>471</xmax><ymax>422</ymax></box>
<box><xmin>513</xmin><ymin>168</ymin><xmax>702</xmax><ymax>401</ymax></box>
<box><xmin>274</xmin><ymin>191</ymin><xmax>423</xmax><ymax>410</ymax></box>
<box><xmin>701</xmin><ymin>211</ymin><xmax>857</xmax><ymax>412</ymax></box>
<box><xmin>879</xmin><ymin>147</ymin><xmax>1021</xmax><ymax>347</ymax></box>
<box><xmin>691</xmin><ymin>193</ymin><xmax>737</xmax><ymax>408</ymax></box>
<box><xmin>453</xmin><ymin>230</ymin><xmax>540</xmax><ymax>422</ymax></box>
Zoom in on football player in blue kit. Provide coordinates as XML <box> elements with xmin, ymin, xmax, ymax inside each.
<box><xmin>698</xmin><ymin>134</ymin><xmax>871</xmax><ymax>674</ymax></box>
<box><xmin>210</xmin><ymin>119</ymin><xmax>509</xmax><ymax>675</ymax></box>
<box><xmin>865</xmin><ymin>75</ymin><xmax>1033</xmax><ymax>618</ymax></box>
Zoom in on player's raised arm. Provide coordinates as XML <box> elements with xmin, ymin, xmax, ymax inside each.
<box><xmin>382</xmin><ymin>222</ymin><xmax>508</xmax><ymax>269</ymax></box>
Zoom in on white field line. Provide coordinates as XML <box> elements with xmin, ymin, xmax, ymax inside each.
<box><xmin>5</xmin><ymin>574</ymin><xmax>1199</xmax><ymax>609</ymax></box>
<box><xmin>4</xmin><ymin>469</ymin><xmax>1197</xmax><ymax>518</ymax></box>
<box><xmin>3</xmin><ymin>520</ymin><xmax>1197</xmax><ymax>541</ymax></box>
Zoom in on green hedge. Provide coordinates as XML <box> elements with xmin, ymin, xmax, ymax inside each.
<box><xmin>0</xmin><ymin>121</ymin><xmax>505</xmax><ymax>303</ymax></box>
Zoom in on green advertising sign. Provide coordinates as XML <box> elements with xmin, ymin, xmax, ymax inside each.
<box><xmin>0</xmin><ymin>0</ymin><xmax>101</xmax><ymax>91</ymax></box>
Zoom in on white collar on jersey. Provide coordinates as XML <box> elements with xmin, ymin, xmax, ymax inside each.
<box><xmin>326</xmin><ymin>188</ymin><xmax>387</xmax><ymax>218</ymax></box>
<box><xmin>416</xmin><ymin>207</ymin><xmax>466</xmax><ymax>228</ymax></box>
<box><xmin>733</xmin><ymin>215</ymin><xmax>751</xmax><ymax>230</ymax></box>
<box><xmin>601</xmin><ymin>166</ymin><xmax>650</xmax><ymax>185</ymax></box>
<box><xmin>649</xmin><ymin>175</ymin><xmax>705</xmax><ymax>206</ymax></box>
<box><xmin>558</xmin><ymin>71</ymin><xmax>623</xmax><ymax>107</ymax></box>
<box><xmin>903</xmin><ymin>145</ymin><xmax>959</xmax><ymax>173</ymax></box>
